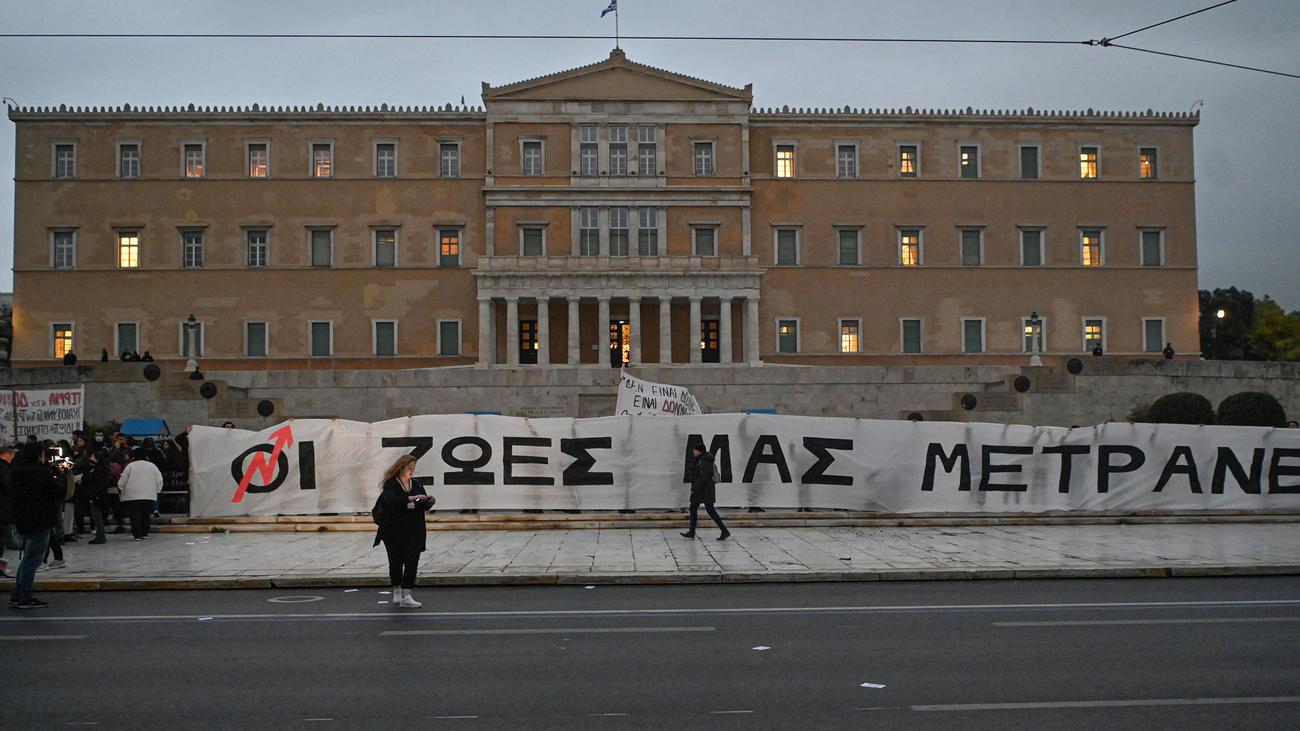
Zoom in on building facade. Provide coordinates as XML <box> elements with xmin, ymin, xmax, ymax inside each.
<box><xmin>7</xmin><ymin>50</ymin><xmax>1200</xmax><ymax>370</ymax></box>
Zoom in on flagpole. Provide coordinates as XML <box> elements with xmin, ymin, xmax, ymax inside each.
<box><xmin>615</xmin><ymin>4</ymin><xmax>620</xmax><ymax>49</ymax></box>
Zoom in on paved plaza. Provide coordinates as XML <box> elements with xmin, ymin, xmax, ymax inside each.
<box><xmin>5</xmin><ymin>522</ymin><xmax>1299</xmax><ymax>590</ymax></box>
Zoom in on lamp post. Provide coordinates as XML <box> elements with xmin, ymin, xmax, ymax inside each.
<box><xmin>1026</xmin><ymin>310</ymin><xmax>1043</xmax><ymax>367</ymax></box>
<box><xmin>1208</xmin><ymin>308</ymin><xmax>1226</xmax><ymax>359</ymax></box>
<box><xmin>184</xmin><ymin>314</ymin><xmax>201</xmax><ymax>378</ymax></box>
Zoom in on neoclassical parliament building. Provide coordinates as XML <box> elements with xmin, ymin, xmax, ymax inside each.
<box><xmin>8</xmin><ymin>50</ymin><xmax>1200</xmax><ymax>370</ymax></box>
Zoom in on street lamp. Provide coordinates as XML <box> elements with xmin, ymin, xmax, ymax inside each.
<box><xmin>1026</xmin><ymin>310</ymin><xmax>1043</xmax><ymax>367</ymax></box>
<box><xmin>184</xmin><ymin>314</ymin><xmax>203</xmax><ymax>379</ymax></box>
<box><xmin>1209</xmin><ymin>308</ymin><xmax>1227</xmax><ymax>359</ymax></box>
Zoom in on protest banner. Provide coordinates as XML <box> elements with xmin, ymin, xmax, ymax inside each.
<box><xmin>0</xmin><ymin>387</ymin><xmax>85</xmax><ymax>445</ymax></box>
<box><xmin>615</xmin><ymin>371</ymin><xmax>702</xmax><ymax>416</ymax></box>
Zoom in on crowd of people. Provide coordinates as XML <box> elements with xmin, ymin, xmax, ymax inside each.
<box><xmin>0</xmin><ymin>429</ymin><xmax>190</xmax><ymax>609</ymax></box>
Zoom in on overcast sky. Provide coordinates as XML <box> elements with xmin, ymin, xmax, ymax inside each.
<box><xmin>2</xmin><ymin>0</ymin><xmax>1297</xmax><ymax>308</ymax></box>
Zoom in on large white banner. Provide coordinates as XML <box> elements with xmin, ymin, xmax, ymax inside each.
<box><xmin>188</xmin><ymin>415</ymin><xmax>1300</xmax><ymax>517</ymax></box>
<box><xmin>0</xmin><ymin>387</ymin><xmax>85</xmax><ymax>445</ymax></box>
<box><xmin>615</xmin><ymin>371</ymin><xmax>702</xmax><ymax>416</ymax></box>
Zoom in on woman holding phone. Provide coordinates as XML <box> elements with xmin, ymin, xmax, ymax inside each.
<box><xmin>374</xmin><ymin>455</ymin><xmax>434</xmax><ymax>608</ymax></box>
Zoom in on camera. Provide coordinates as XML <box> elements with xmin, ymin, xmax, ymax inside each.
<box><xmin>48</xmin><ymin>446</ymin><xmax>72</xmax><ymax>469</ymax></box>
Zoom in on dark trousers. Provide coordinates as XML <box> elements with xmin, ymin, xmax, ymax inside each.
<box><xmin>74</xmin><ymin>497</ymin><xmax>89</xmax><ymax>533</ymax></box>
<box><xmin>107</xmin><ymin>494</ymin><xmax>126</xmax><ymax>527</ymax></box>
<box><xmin>382</xmin><ymin>537</ymin><xmax>422</xmax><ymax>589</ymax></box>
<box><xmin>46</xmin><ymin>523</ymin><xmax>64</xmax><ymax>562</ymax></box>
<box><xmin>89</xmin><ymin>503</ymin><xmax>106</xmax><ymax>541</ymax></box>
<box><xmin>688</xmin><ymin>499</ymin><xmax>727</xmax><ymax>534</ymax></box>
<box><xmin>126</xmin><ymin>500</ymin><xmax>153</xmax><ymax>539</ymax></box>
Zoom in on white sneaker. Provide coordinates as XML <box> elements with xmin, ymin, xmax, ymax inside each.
<box><xmin>46</xmin><ymin>560</ymin><xmax>68</xmax><ymax>570</ymax></box>
<box><xmin>398</xmin><ymin>590</ymin><xmax>422</xmax><ymax>609</ymax></box>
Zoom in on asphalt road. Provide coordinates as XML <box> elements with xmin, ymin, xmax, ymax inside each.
<box><xmin>3</xmin><ymin>577</ymin><xmax>1299</xmax><ymax>730</ymax></box>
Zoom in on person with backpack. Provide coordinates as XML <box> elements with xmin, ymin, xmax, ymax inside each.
<box><xmin>680</xmin><ymin>444</ymin><xmax>730</xmax><ymax>541</ymax></box>
<box><xmin>372</xmin><ymin>454</ymin><xmax>434</xmax><ymax>608</ymax></box>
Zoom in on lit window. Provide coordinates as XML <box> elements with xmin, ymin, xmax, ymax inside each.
<box><xmin>960</xmin><ymin>229</ymin><xmax>982</xmax><ymax>266</ymax></box>
<box><xmin>1139</xmin><ymin>148</ymin><xmax>1158</xmax><ymax>179</ymax></box>
<box><xmin>1022</xmin><ymin>316</ymin><xmax>1045</xmax><ymax>353</ymax></box>
<box><xmin>637</xmin><ymin>208</ymin><xmax>658</xmax><ymax>256</ymax></box>
<box><xmin>522</xmin><ymin>141</ymin><xmax>543</xmax><ymax>176</ymax></box>
<box><xmin>440</xmin><ymin>143</ymin><xmax>459</xmax><ymax>178</ymax></box>
<box><xmin>311</xmin><ymin>229</ymin><xmax>332</xmax><ymax>267</ymax></box>
<box><xmin>837</xmin><ymin>229</ymin><xmax>859</xmax><ymax>266</ymax></box>
<box><xmin>312</xmin><ymin>143</ymin><xmax>333</xmax><ymax>178</ymax></box>
<box><xmin>54</xmin><ymin>144</ymin><xmax>76</xmax><ymax>179</ymax></box>
<box><xmin>1079</xmin><ymin>147</ymin><xmax>1098</xmax><ymax>179</ymax></box>
<box><xmin>959</xmin><ymin>146</ymin><xmax>978</xmax><ymax>179</ymax></box>
<box><xmin>899</xmin><ymin>145</ymin><xmax>917</xmax><ymax>177</ymax></box>
<box><xmin>246</xmin><ymin>230</ymin><xmax>268</xmax><ymax>268</ymax></box>
<box><xmin>693</xmin><ymin>228</ymin><xmax>716</xmax><ymax>257</ymax></box>
<box><xmin>1081</xmin><ymin>230</ymin><xmax>1102</xmax><ymax>267</ymax></box>
<box><xmin>899</xmin><ymin>230</ymin><xmax>921</xmax><ymax>266</ymax></box>
<box><xmin>775</xmin><ymin>145</ymin><xmax>795</xmax><ymax>178</ymax></box>
<box><xmin>52</xmin><ymin>231</ymin><xmax>76</xmax><ymax>269</ymax></box>
<box><xmin>374</xmin><ymin>230</ymin><xmax>396</xmax><ymax>267</ymax></box>
<box><xmin>580</xmin><ymin>126</ymin><xmax>598</xmax><ymax>176</ymax></box>
<box><xmin>637</xmin><ymin>125</ymin><xmax>657</xmax><ymax>176</ymax></box>
<box><xmin>777</xmin><ymin>320</ymin><xmax>799</xmax><ymax>354</ymax></box>
<box><xmin>609</xmin><ymin>207</ymin><xmax>629</xmax><ymax>257</ymax></box>
<box><xmin>375</xmin><ymin>143</ymin><xmax>396</xmax><ymax>178</ymax></box>
<box><xmin>694</xmin><ymin>142</ymin><xmax>714</xmax><ymax>176</ymax></box>
<box><xmin>119</xmin><ymin>143</ymin><xmax>140</xmax><ymax>179</ymax></box>
<box><xmin>52</xmin><ymin>324</ymin><xmax>74</xmax><ymax>359</ymax></box>
<box><xmin>1141</xmin><ymin>230</ymin><xmax>1163</xmax><ymax>266</ymax></box>
<box><xmin>521</xmin><ymin>228</ymin><xmax>544</xmax><ymax>256</ymax></box>
<box><xmin>439</xmin><ymin>230</ymin><xmax>460</xmax><ymax>267</ymax></box>
<box><xmin>117</xmin><ymin>231</ymin><xmax>140</xmax><ymax>269</ymax></box>
<box><xmin>836</xmin><ymin>145</ymin><xmax>857</xmax><ymax>178</ymax></box>
<box><xmin>1084</xmin><ymin>319</ymin><xmax>1104</xmax><ymax>352</ymax></box>
<box><xmin>184</xmin><ymin>143</ymin><xmax>205</xmax><ymax>178</ymax></box>
<box><xmin>608</xmin><ymin>126</ymin><xmax>627</xmax><ymax>176</ymax></box>
<box><xmin>840</xmin><ymin>320</ymin><xmax>860</xmax><ymax>353</ymax></box>
<box><xmin>247</xmin><ymin>143</ymin><xmax>269</xmax><ymax>178</ymax></box>
<box><xmin>181</xmin><ymin>230</ymin><xmax>204</xmax><ymax>268</ymax></box>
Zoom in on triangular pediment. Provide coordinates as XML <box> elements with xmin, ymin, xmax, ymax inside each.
<box><xmin>483</xmin><ymin>49</ymin><xmax>752</xmax><ymax>103</ymax></box>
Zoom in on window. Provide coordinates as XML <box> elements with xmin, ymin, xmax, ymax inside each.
<box><xmin>1141</xmin><ymin>229</ymin><xmax>1163</xmax><ymax>266</ymax></box>
<box><xmin>839</xmin><ymin>319</ymin><xmax>860</xmax><ymax>353</ymax></box>
<box><xmin>1143</xmin><ymin>319</ymin><xmax>1165</xmax><ymax>354</ymax></box>
<box><xmin>579</xmin><ymin>208</ymin><xmax>600</xmax><ymax>256</ymax></box>
<box><xmin>1079</xmin><ymin>146</ymin><xmax>1099</xmax><ymax>179</ymax></box>
<box><xmin>440</xmin><ymin>142</ymin><xmax>460</xmax><ymax>178</ymax></box>
<box><xmin>1080</xmin><ymin>229</ymin><xmax>1103</xmax><ymax>267</ymax></box>
<box><xmin>1083</xmin><ymin>318</ymin><xmax>1105</xmax><ymax>353</ymax></box>
<box><xmin>246</xmin><ymin>230</ymin><xmax>268</xmax><ymax>268</ymax></box>
<box><xmin>522</xmin><ymin>140</ymin><xmax>543</xmax><ymax>176</ymax></box>
<box><xmin>836</xmin><ymin>144</ymin><xmax>858</xmax><ymax>178</ymax></box>
<box><xmin>637</xmin><ymin>208</ymin><xmax>659</xmax><ymax>255</ymax></box>
<box><xmin>310</xmin><ymin>229</ymin><xmax>332</xmax><ymax>267</ymax></box>
<box><xmin>52</xmin><ymin>323</ymin><xmax>74</xmax><ymax>359</ymax></box>
<box><xmin>777</xmin><ymin>319</ymin><xmax>799</xmax><ymax>354</ymax></box>
<box><xmin>247</xmin><ymin>142</ymin><xmax>269</xmax><ymax>178</ymax></box>
<box><xmin>439</xmin><ymin>320</ymin><xmax>461</xmax><ymax>356</ymax></box>
<box><xmin>775</xmin><ymin>144</ymin><xmax>795</xmax><ymax>178</ymax></box>
<box><xmin>1139</xmin><ymin>147</ymin><xmax>1158</xmax><ymax>179</ymax></box>
<box><xmin>117</xmin><ymin>231</ymin><xmax>140</xmax><ymax>269</ymax></box>
<box><xmin>959</xmin><ymin>145</ymin><xmax>979</xmax><ymax>179</ymax></box>
<box><xmin>439</xmin><ymin>230</ymin><xmax>460</xmax><ymax>267</ymax></box>
<box><xmin>181</xmin><ymin>230</ymin><xmax>204</xmax><ymax>269</ymax></box>
<box><xmin>115</xmin><ymin>323</ymin><xmax>138</xmax><ymax>356</ymax></box>
<box><xmin>693</xmin><ymin>141</ymin><xmax>714</xmax><ymax>176</ymax></box>
<box><xmin>184</xmin><ymin>143</ymin><xmax>205</xmax><ymax>178</ymax></box>
<box><xmin>309</xmin><ymin>321</ymin><xmax>332</xmax><ymax>357</ymax></box>
<box><xmin>54</xmin><ymin>144</ymin><xmax>76</xmax><ymax>179</ymax></box>
<box><xmin>609</xmin><ymin>207</ymin><xmax>629</xmax><ymax>257</ymax></box>
<box><xmin>52</xmin><ymin>230</ymin><xmax>76</xmax><ymax>269</ymax></box>
<box><xmin>898</xmin><ymin>144</ymin><xmax>918</xmax><ymax>177</ymax></box>
<box><xmin>962</xmin><ymin>318</ymin><xmax>985</xmax><ymax>353</ymax></box>
<box><xmin>899</xmin><ymin>229</ymin><xmax>921</xmax><ymax>266</ymax></box>
<box><xmin>901</xmin><ymin>319</ymin><xmax>923</xmax><ymax>353</ymax></box>
<box><xmin>637</xmin><ymin>125</ymin><xmax>656</xmax><ymax>176</ymax></box>
<box><xmin>579</xmin><ymin>126</ymin><xmax>598</xmax><ymax>176</ymax></box>
<box><xmin>118</xmin><ymin>143</ymin><xmax>140</xmax><ymax>179</ymax></box>
<box><xmin>1020</xmin><ymin>229</ymin><xmax>1043</xmax><ymax>267</ymax></box>
<box><xmin>521</xmin><ymin>227</ymin><xmax>544</xmax><ymax>256</ymax></box>
<box><xmin>312</xmin><ymin>143</ymin><xmax>333</xmax><ymax>178</ymax></box>
<box><xmin>375</xmin><ymin>142</ymin><xmax>397</xmax><ymax>178</ymax></box>
<box><xmin>246</xmin><ymin>322</ymin><xmax>268</xmax><ymax>357</ymax></box>
<box><xmin>180</xmin><ymin>321</ymin><xmax>204</xmax><ymax>358</ymax></box>
<box><xmin>960</xmin><ymin>229</ymin><xmax>983</xmax><ymax>266</ymax></box>
<box><xmin>609</xmin><ymin>126</ymin><xmax>627</xmax><ymax>176</ymax></box>
<box><xmin>374</xmin><ymin>321</ymin><xmax>397</xmax><ymax>356</ymax></box>
<box><xmin>693</xmin><ymin>227</ymin><xmax>716</xmax><ymax>257</ymax></box>
<box><xmin>775</xmin><ymin>229</ymin><xmax>798</xmax><ymax>265</ymax></box>
<box><xmin>1022</xmin><ymin>316</ymin><xmax>1046</xmax><ymax>353</ymax></box>
<box><xmin>1019</xmin><ymin>145</ymin><xmax>1039</xmax><ymax>179</ymax></box>
<box><xmin>374</xmin><ymin>229</ymin><xmax>397</xmax><ymax>268</ymax></box>
<box><xmin>837</xmin><ymin>229</ymin><xmax>860</xmax><ymax>266</ymax></box>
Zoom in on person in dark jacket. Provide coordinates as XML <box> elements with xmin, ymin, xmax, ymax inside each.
<box><xmin>680</xmin><ymin>445</ymin><xmax>730</xmax><ymax>541</ymax></box>
<box><xmin>8</xmin><ymin>443</ymin><xmax>69</xmax><ymax>609</ymax></box>
<box><xmin>374</xmin><ymin>455</ymin><xmax>434</xmax><ymax>608</ymax></box>
<box><xmin>0</xmin><ymin>445</ymin><xmax>15</xmax><ymax>578</ymax></box>
<box><xmin>74</xmin><ymin>450</ymin><xmax>111</xmax><ymax>544</ymax></box>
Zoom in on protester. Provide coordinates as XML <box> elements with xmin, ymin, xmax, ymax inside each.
<box><xmin>680</xmin><ymin>445</ymin><xmax>730</xmax><ymax>541</ymax></box>
<box><xmin>118</xmin><ymin>449</ymin><xmax>163</xmax><ymax>540</ymax></box>
<box><xmin>373</xmin><ymin>455</ymin><xmax>434</xmax><ymax>608</ymax></box>
<box><xmin>0</xmin><ymin>446</ymin><xmax>14</xmax><ymax>578</ymax></box>
<box><xmin>222</xmin><ymin>421</ymin><xmax>236</xmax><ymax>429</ymax></box>
<box><xmin>8</xmin><ymin>443</ymin><xmax>68</xmax><ymax>609</ymax></box>
<box><xmin>1289</xmin><ymin>420</ymin><xmax>1299</xmax><ymax>429</ymax></box>
<box><xmin>75</xmin><ymin>449</ymin><xmax>111</xmax><ymax>544</ymax></box>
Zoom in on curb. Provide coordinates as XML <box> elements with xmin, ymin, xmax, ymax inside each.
<box><xmin>7</xmin><ymin>564</ymin><xmax>1300</xmax><ymax>591</ymax></box>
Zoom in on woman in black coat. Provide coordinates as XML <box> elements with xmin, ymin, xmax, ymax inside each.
<box><xmin>374</xmin><ymin>455</ymin><xmax>434</xmax><ymax>608</ymax></box>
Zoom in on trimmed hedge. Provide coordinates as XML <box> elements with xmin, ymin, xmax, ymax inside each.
<box><xmin>1147</xmin><ymin>392</ymin><xmax>1215</xmax><ymax>425</ymax></box>
<box><xmin>1216</xmin><ymin>391</ymin><xmax>1287</xmax><ymax>428</ymax></box>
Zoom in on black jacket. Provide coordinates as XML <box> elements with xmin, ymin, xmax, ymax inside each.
<box><xmin>76</xmin><ymin>458</ymin><xmax>112</xmax><ymax>503</ymax></box>
<box><xmin>10</xmin><ymin>460</ymin><xmax>66</xmax><ymax>534</ymax></box>
<box><xmin>0</xmin><ymin>459</ymin><xmax>13</xmax><ymax>523</ymax></box>
<box><xmin>688</xmin><ymin>452</ymin><xmax>717</xmax><ymax>504</ymax></box>
<box><xmin>373</xmin><ymin>477</ymin><xmax>434</xmax><ymax>550</ymax></box>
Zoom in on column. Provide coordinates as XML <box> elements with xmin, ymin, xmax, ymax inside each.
<box><xmin>628</xmin><ymin>296</ymin><xmax>641</xmax><ymax>365</ymax></box>
<box><xmin>537</xmin><ymin>297</ymin><xmax>550</xmax><ymax>366</ymax></box>
<box><xmin>597</xmin><ymin>297</ymin><xmax>611</xmax><ymax>367</ymax></box>
<box><xmin>719</xmin><ymin>297</ymin><xmax>733</xmax><ymax>364</ymax></box>
<box><xmin>485</xmin><ymin>205</ymin><xmax>495</xmax><ymax>257</ymax></box>
<box><xmin>505</xmin><ymin>297</ymin><xmax>519</xmax><ymax>366</ymax></box>
<box><xmin>745</xmin><ymin>296</ymin><xmax>761</xmax><ymax>365</ymax></box>
<box><xmin>477</xmin><ymin>298</ymin><xmax>493</xmax><ymax>366</ymax></box>
<box><xmin>659</xmin><ymin>298</ymin><xmax>672</xmax><ymax>364</ymax></box>
<box><xmin>567</xmin><ymin>297</ymin><xmax>581</xmax><ymax>365</ymax></box>
<box><xmin>688</xmin><ymin>296</ymin><xmax>702</xmax><ymax>365</ymax></box>
<box><xmin>742</xmin><ymin>206</ymin><xmax>752</xmax><ymax>257</ymax></box>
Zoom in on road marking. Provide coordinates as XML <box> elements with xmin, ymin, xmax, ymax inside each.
<box><xmin>588</xmin><ymin>713</ymin><xmax>628</xmax><ymax>717</ymax></box>
<box><xmin>710</xmin><ymin>710</ymin><xmax>753</xmax><ymax>714</ymax></box>
<box><xmin>6</xmin><ymin>598</ymin><xmax>1300</xmax><ymax>624</ymax></box>
<box><xmin>381</xmin><ymin>626</ymin><xmax>714</xmax><ymax>636</ymax></box>
<box><xmin>302</xmin><ymin>719</ymin><xmax>333</xmax><ymax>722</ymax></box>
<box><xmin>995</xmin><ymin>617</ymin><xmax>1300</xmax><ymax>627</ymax></box>
<box><xmin>0</xmin><ymin>635</ymin><xmax>87</xmax><ymax>641</ymax></box>
<box><xmin>268</xmin><ymin>595</ymin><xmax>324</xmax><ymax>604</ymax></box>
<box><xmin>64</xmin><ymin>723</ymin><xmax>99</xmax><ymax>727</ymax></box>
<box><xmin>430</xmin><ymin>716</ymin><xmax>478</xmax><ymax>720</ymax></box>
<box><xmin>912</xmin><ymin>696</ymin><xmax>1300</xmax><ymax>712</ymax></box>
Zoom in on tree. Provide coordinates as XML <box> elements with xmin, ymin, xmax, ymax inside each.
<box><xmin>1199</xmin><ymin>287</ymin><xmax>1257</xmax><ymax>360</ymax></box>
<box><xmin>1246</xmin><ymin>297</ymin><xmax>1300</xmax><ymax>362</ymax></box>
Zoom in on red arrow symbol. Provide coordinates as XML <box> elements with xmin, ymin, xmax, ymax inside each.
<box><xmin>232</xmin><ymin>424</ymin><xmax>294</xmax><ymax>503</ymax></box>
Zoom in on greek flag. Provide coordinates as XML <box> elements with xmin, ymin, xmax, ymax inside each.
<box><xmin>601</xmin><ymin>0</ymin><xmax>617</xmax><ymax>18</ymax></box>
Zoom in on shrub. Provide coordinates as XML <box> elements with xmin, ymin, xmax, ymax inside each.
<box><xmin>1147</xmin><ymin>392</ymin><xmax>1215</xmax><ymax>425</ymax></box>
<box><xmin>1126</xmin><ymin>401</ymin><xmax>1152</xmax><ymax>423</ymax></box>
<box><xmin>1216</xmin><ymin>391</ymin><xmax>1287</xmax><ymax>427</ymax></box>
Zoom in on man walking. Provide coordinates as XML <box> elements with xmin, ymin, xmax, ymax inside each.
<box><xmin>8</xmin><ymin>443</ymin><xmax>68</xmax><ymax>609</ymax></box>
<box><xmin>680</xmin><ymin>445</ymin><xmax>730</xmax><ymax>541</ymax></box>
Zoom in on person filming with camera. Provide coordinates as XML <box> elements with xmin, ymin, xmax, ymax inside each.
<box><xmin>7</xmin><ymin>443</ymin><xmax>71</xmax><ymax>609</ymax></box>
